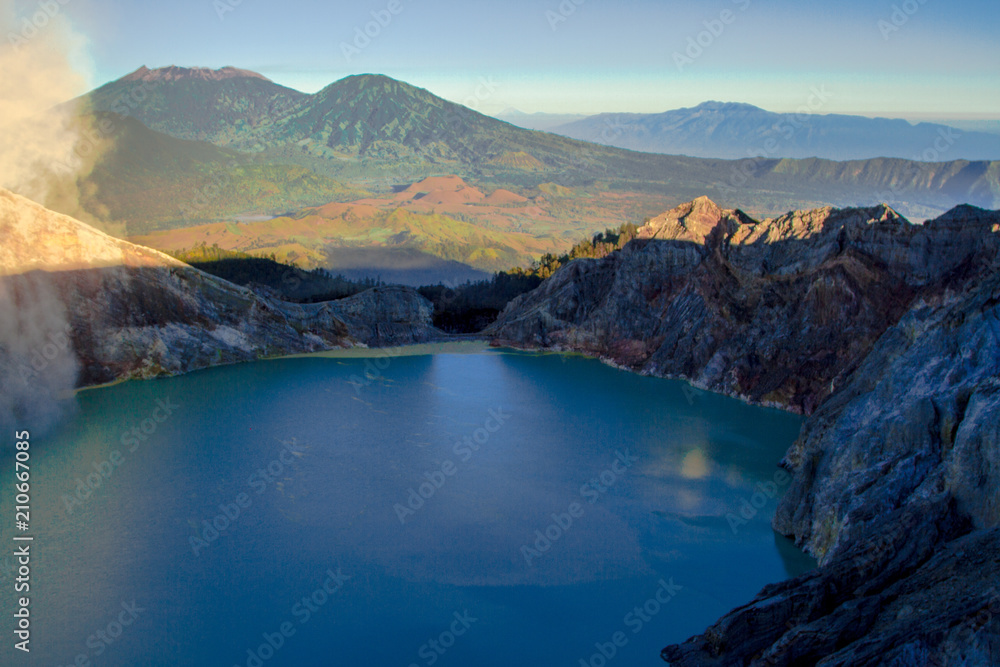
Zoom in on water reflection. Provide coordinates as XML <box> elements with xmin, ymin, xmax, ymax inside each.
<box><xmin>0</xmin><ymin>348</ymin><xmax>815</xmax><ymax>666</ymax></box>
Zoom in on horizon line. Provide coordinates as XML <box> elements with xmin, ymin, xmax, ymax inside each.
<box><xmin>93</xmin><ymin>65</ymin><xmax>1000</xmax><ymax>122</ymax></box>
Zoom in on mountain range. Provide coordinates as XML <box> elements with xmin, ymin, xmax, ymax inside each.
<box><xmin>494</xmin><ymin>108</ymin><xmax>590</xmax><ymax>132</ymax></box>
<box><xmin>547</xmin><ymin>101</ymin><xmax>1000</xmax><ymax>161</ymax></box>
<box><xmin>76</xmin><ymin>68</ymin><xmax>1000</xmax><ymax>221</ymax></box>
<box><xmin>40</xmin><ymin>66</ymin><xmax>999</xmax><ymax>285</ymax></box>
<box><xmin>80</xmin><ymin>68</ymin><xmax>611</xmax><ymax>177</ymax></box>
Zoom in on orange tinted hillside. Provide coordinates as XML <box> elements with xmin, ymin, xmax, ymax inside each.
<box><xmin>485</xmin><ymin>189</ymin><xmax>529</xmax><ymax>205</ymax></box>
<box><xmin>129</xmin><ymin>174</ymin><xmax>679</xmax><ymax>272</ymax></box>
<box><xmin>394</xmin><ymin>175</ymin><xmax>486</xmax><ymax>206</ymax></box>
<box><xmin>311</xmin><ymin>202</ymin><xmax>381</xmax><ymax>218</ymax></box>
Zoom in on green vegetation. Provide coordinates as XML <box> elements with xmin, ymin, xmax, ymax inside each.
<box><xmin>167</xmin><ymin>220</ymin><xmax>643</xmax><ymax>333</ymax></box>
<box><xmin>77</xmin><ymin>113</ymin><xmax>364</xmax><ymax>234</ymax></box>
<box><xmin>525</xmin><ymin>222</ymin><xmax>641</xmax><ymax>278</ymax></box>
<box><xmin>418</xmin><ymin>221</ymin><xmax>642</xmax><ymax>332</ymax></box>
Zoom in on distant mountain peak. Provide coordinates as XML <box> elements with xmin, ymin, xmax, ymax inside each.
<box><xmin>328</xmin><ymin>73</ymin><xmax>417</xmax><ymax>90</ymax></box>
<box><xmin>121</xmin><ymin>65</ymin><xmax>272</xmax><ymax>84</ymax></box>
<box><xmin>551</xmin><ymin>100</ymin><xmax>1000</xmax><ymax>162</ymax></box>
<box><xmin>932</xmin><ymin>203</ymin><xmax>1000</xmax><ymax>230</ymax></box>
<box><xmin>343</xmin><ymin>73</ymin><xmax>399</xmax><ymax>83</ymax></box>
<box><xmin>690</xmin><ymin>101</ymin><xmax>764</xmax><ymax>112</ymax></box>
<box><xmin>313</xmin><ymin>73</ymin><xmax>438</xmax><ymax>104</ymax></box>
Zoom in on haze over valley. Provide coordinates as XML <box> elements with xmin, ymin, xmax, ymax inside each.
<box><xmin>34</xmin><ymin>64</ymin><xmax>1000</xmax><ymax>286</ymax></box>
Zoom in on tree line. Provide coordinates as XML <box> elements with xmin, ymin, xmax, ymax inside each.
<box><xmin>172</xmin><ymin>220</ymin><xmax>643</xmax><ymax>333</ymax></box>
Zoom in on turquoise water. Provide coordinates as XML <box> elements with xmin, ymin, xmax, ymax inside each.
<box><xmin>0</xmin><ymin>349</ymin><xmax>812</xmax><ymax>665</ymax></box>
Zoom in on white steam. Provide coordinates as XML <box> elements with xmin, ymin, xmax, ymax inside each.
<box><xmin>0</xmin><ymin>0</ymin><xmax>97</xmax><ymax>212</ymax></box>
<box><xmin>0</xmin><ymin>1</ymin><xmax>96</xmax><ymax>430</ymax></box>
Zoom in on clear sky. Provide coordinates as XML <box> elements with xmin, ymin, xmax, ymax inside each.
<box><xmin>13</xmin><ymin>0</ymin><xmax>1000</xmax><ymax>117</ymax></box>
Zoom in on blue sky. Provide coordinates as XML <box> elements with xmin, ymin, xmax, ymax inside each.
<box><xmin>20</xmin><ymin>0</ymin><xmax>1000</xmax><ymax>117</ymax></box>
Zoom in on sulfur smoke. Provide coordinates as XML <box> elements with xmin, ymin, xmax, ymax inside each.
<box><xmin>0</xmin><ymin>0</ymin><xmax>97</xmax><ymax>431</ymax></box>
<box><xmin>0</xmin><ymin>268</ymin><xmax>80</xmax><ymax>431</ymax></box>
<box><xmin>0</xmin><ymin>0</ymin><xmax>99</xmax><ymax>213</ymax></box>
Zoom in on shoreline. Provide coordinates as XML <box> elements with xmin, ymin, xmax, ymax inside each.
<box><xmin>72</xmin><ymin>336</ymin><xmax>803</xmax><ymax>422</ymax></box>
<box><xmin>491</xmin><ymin>339</ymin><xmax>805</xmax><ymax>417</ymax></box>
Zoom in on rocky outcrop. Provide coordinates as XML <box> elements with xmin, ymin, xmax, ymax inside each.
<box><xmin>774</xmin><ymin>269</ymin><xmax>1000</xmax><ymax>560</ymax></box>
<box><xmin>662</xmin><ymin>269</ymin><xmax>1000</xmax><ymax>666</ymax></box>
<box><xmin>0</xmin><ymin>188</ymin><xmax>436</xmax><ymax>423</ymax></box>
<box><xmin>281</xmin><ymin>284</ymin><xmax>436</xmax><ymax>348</ymax></box>
<box><xmin>489</xmin><ymin>197</ymin><xmax>999</xmax><ymax>414</ymax></box>
<box><xmin>487</xmin><ymin>196</ymin><xmax>1000</xmax><ymax>664</ymax></box>
<box><xmin>662</xmin><ymin>508</ymin><xmax>999</xmax><ymax>665</ymax></box>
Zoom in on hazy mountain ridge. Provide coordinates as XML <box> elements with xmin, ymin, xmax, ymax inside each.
<box><xmin>551</xmin><ymin>101</ymin><xmax>1000</xmax><ymax>161</ymax></box>
<box><xmin>494</xmin><ymin>108</ymin><xmax>590</xmax><ymax>131</ymax></box>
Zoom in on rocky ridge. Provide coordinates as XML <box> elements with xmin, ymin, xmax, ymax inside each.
<box><xmin>121</xmin><ymin>65</ymin><xmax>274</xmax><ymax>83</ymax></box>
<box><xmin>0</xmin><ymin>188</ymin><xmax>436</xmax><ymax>421</ymax></box>
<box><xmin>489</xmin><ymin>196</ymin><xmax>999</xmax><ymax>413</ymax></box>
<box><xmin>487</xmin><ymin>196</ymin><xmax>1000</xmax><ymax>664</ymax></box>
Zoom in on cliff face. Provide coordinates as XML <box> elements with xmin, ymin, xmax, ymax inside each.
<box><xmin>662</xmin><ymin>270</ymin><xmax>1000</xmax><ymax>666</ymax></box>
<box><xmin>488</xmin><ymin>197</ymin><xmax>1000</xmax><ymax>664</ymax></box>
<box><xmin>489</xmin><ymin>197</ymin><xmax>999</xmax><ymax>414</ymax></box>
<box><xmin>0</xmin><ymin>189</ymin><xmax>436</xmax><ymax>422</ymax></box>
<box><xmin>774</xmin><ymin>269</ymin><xmax>1000</xmax><ymax>560</ymax></box>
